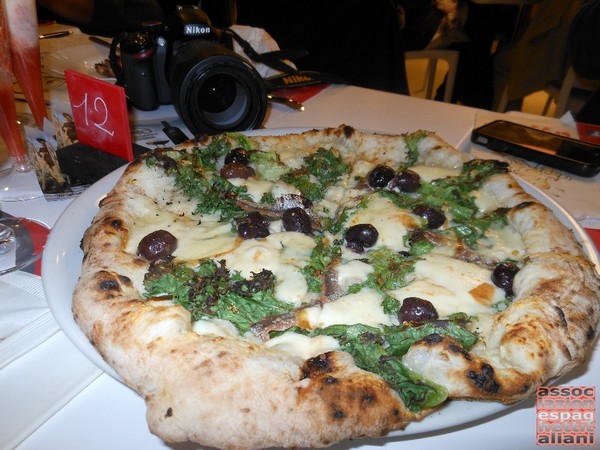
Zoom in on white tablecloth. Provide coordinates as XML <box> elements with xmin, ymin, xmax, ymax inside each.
<box><xmin>1</xmin><ymin>24</ymin><xmax>599</xmax><ymax>450</ymax></box>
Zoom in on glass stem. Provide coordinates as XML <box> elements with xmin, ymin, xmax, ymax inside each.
<box><xmin>12</xmin><ymin>154</ymin><xmax>33</xmax><ymax>173</ymax></box>
<box><xmin>0</xmin><ymin>222</ymin><xmax>16</xmax><ymax>256</ymax></box>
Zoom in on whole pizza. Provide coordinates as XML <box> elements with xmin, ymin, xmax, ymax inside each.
<box><xmin>73</xmin><ymin>125</ymin><xmax>600</xmax><ymax>449</ymax></box>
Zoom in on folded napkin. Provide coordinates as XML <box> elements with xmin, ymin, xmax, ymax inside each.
<box><xmin>0</xmin><ymin>272</ymin><xmax>102</xmax><ymax>448</ymax></box>
<box><xmin>0</xmin><ymin>272</ymin><xmax>48</xmax><ymax>342</ymax></box>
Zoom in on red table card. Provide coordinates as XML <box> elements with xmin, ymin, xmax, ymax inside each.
<box><xmin>64</xmin><ymin>70</ymin><xmax>133</xmax><ymax>161</ymax></box>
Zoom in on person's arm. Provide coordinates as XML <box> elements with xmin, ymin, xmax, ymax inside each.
<box><xmin>37</xmin><ymin>0</ymin><xmax>94</xmax><ymax>24</ymax></box>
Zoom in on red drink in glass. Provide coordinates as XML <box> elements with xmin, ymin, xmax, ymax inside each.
<box><xmin>0</xmin><ymin>5</ymin><xmax>28</xmax><ymax>168</ymax></box>
<box><xmin>2</xmin><ymin>0</ymin><xmax>47</xmax><ymax>128</ymax></box>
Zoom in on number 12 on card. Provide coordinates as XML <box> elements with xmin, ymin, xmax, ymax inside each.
<box><xmin>65</xmin><ymin>70</ymin><xmax>133</xmax><ymax>161</ymax></box>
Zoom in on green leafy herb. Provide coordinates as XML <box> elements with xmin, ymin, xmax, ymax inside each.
<box><xmin>383</xmin><ymin>321</ymin><xmax>478</xmax><ymax>356</ymax></box>
<box><xmin>451</xmin><ymin>207</ymin><xmax>509</xmax><ymax>248</ymax></box>
<box><xmin>301</xmin><ymin>236</ymin><xmax>342</xmax><ymax>293</ymax></box>
<box><xmin>402</xmin><ymin>130</ymin><xmax>430</xmax><ymax>168</ymax></box>
<box><xmin>199</xmin><ymin>135</ymin><xmax>233</xmax><ymax>170</ymax></box>
<box><xmin>321</xmin><ymin>207</ymin><xmax>351</xmax><ymax>234</ymax></box>
<box><xmin>229</xmin><ymin>132</ymin><xmax>258</xmax><ymax>151</ymax></box>
<box><xmin>312</xmin><ymin>324</ymin><xmax>448</xmax><ymax>411</ymax></box>
<box><xmin>348</xmin><ymin>247</ymin><xmax>417</xmax><ymax>293</ymax></box>
<box><xmin>144</xmin><ymin>259</ymin><xmax>293</xmax><ymax>333</ymax></box>
<box><xmin>282</xmin><ymin>148</ymin><xmax>350</xmax><ymax>201</ymax></box>
<box><xmin>249</xmin><ymin>150</ymin><xmax>291</xmax><ymax>181</ymax></box>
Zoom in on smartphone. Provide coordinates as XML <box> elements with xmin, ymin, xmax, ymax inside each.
<box><xmin>471</xmin><ymin>120</ymin><xmax>600</xmax><ymax>177</ymax></box>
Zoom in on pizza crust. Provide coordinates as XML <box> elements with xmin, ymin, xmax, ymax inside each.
<box><xmin>73</xmin><ymin>126</ymin><xmax>600</xmax><ymax>448</ymax></box>
<box><xmin>74</xmin><ymin>268</ymin><xmax>422</xmax><ymax>449</ymax></box>
<box><xmin>402</xmin><ymin>174</ymin><xmax>600</xmax><ymax>403</ymax></box>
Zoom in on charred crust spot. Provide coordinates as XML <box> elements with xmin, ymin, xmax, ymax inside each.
<box><xmin>341</xmin><ymin>125</ymin><xmax>355</xmax><ymax>138</ymax></box>
<box><xmin>362</xmin><ymin>393</ymin><xmax>376</xmax><ymax>404</ymax></box>
<box><xmin>587</xmin><ymin>326</ymin><xmax>596</xmax><ymax>341</ymax></box>
<box><xmin>423</xmin><ymin>333</ymin><xmax>443</xmax><ymax>344</ymax></box>
<box><xmin>467</xmin><ymin>363</ymin><xmax>500</xmax><ymax>393</ymax></box>
<box><xmin>165</xmin><ymin>407</ymin><xmax>173</xmax><ymax>418</ymax></box>
<box><xmin>99</xmin><ymin>279</ymin><xmax>120</xmax><ymax>291</ymax></box>
<box><xmin>514</xmin><ymin>201</ymin><xmax>535</xmax><ymax>210</ymax></box>
<box><xmin>302</xmin><ymin>352</ymin><xmax>335</xmax><ymax>379</ymax></box>
<box><xmin>332</xmin><ymin>409</ymin><xmax>346</xmax><ymax>419</ymax></box>
<box><xmin>554</xmin><ymin>306</ymin><xmax>568</xmax><ymax>327</ymax></box>
<box><xmin>325</xmin><ymin>376</ymin><xmax>338</xmax><ymax>384</ymax></box>
<box><xmin>448</xmin><ymin>342</ymin><xmax>472</xmax><ymax>361</ymax></box>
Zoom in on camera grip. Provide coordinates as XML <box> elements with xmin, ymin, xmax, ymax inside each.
<box><xmin>111</xmin><ymin>32</ymin><xmax>161</xmax><ymax>111</ymax></box>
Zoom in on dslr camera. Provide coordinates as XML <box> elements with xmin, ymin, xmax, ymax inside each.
<box><xmin>110</xmin><ymin>5</ymin><xmax>267</xmax><ymax>135</ymax></box>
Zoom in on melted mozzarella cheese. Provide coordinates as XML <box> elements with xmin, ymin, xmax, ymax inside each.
<box><xmin>265</xmin><ymin>332</ymin><xmax>340</xmax><ymax>361</ymax></box>
<box><xmin>347</xmin><ymin>194</ymin><xmax>419</xmax><ymax>252</ymax></box>
<box><xmin>348</xmin><ymin>159</ymin><xmax>376</xmax><ymax>180</ymax></box>
<box><xmin>335</xmin><ymin>259</ymin><xmax>374</xmax><ymax>290</ymax></box>
<box><xmin>271</xmin><ymin>180</ymin><xmax>301</xmax><ymax>198</ymax></box>
<box><xmin>228</xmin><ymin>177</ymin><xmax>274</xmax><ymax>202</ymax></box>
<box><xmin>300</xmin><ymin>287</ymin><xmax>395</xmax><ymax>329</ymax></box>
<box><xmin>473</xmin><ymin>188</ymin><xmax>502</xmax><ymax>214</ymax></box>
<box><xmin>192</xmin><ymin>318</ymin><xmax>240</xmax><ymax>337</ymax></box>
<box><xmin>125</xmin><ymin>197</ymin><xmax>238</xmax><ymax>262</ymax></box>
<box><xmin>410</xmin><ymin>164</ymin><xmax>461</xmax><ymax>182</ymax></box>
<box><xmin>222</xmin><ymin>231</ymin><xmax>316</xmax><ymax>305</ymax></box>
<box><xmin>389</xmin><ymin>254</ymin><xmax>504</xmax><ymax>317</ymax></box>
<box><xmin>478</xmin><ymin>225</ymin><xmax>525</xmax><ymax>261</ymax></box>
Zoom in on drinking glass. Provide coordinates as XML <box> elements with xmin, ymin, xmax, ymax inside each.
<box><xmin>3</xmin><ymin>0</ymin><xmax>47</xmax><ymax>128</ymax></box>
<box><xmin>0</xmin><ymin>3</ymin><xmax>48</xmax><ymax>275</ymax></box>
<box><xmin>0</xmin><ymin>1</ymin><xmax>42</xmax><ymax>201</ymax></box>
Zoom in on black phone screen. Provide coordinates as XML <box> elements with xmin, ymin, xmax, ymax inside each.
<box><xmin>472</xmin><ymin>120</ymin><xmax>600</xmax><ymax>176</ymax></box>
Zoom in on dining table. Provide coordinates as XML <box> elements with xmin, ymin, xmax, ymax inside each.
<box><xmin>1</xmin><ymin>24</ymin><xmax>599</xmax><ymax>450</ymax></box>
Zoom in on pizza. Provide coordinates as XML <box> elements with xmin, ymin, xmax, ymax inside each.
<box><xmin>73</xmin><ymin>125</ymin><xmax>600</xmax><ymax>449</ymax></box>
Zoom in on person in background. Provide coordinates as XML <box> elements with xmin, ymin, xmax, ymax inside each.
<box><xmin>493</xmin><ymin>0</ymin><xmax>583</xmax><ymax>112</ymax></box>
<box><xmin>566</xmin><ymin>0</ymin><xmax>600</xmax><ymax>122</ymax></box>
<box><xmin>36</xmin><ymin>0</ymin><xmax>165</xmax><ymax>36</ymax></box>
<box><xmin>396</xmin><ymin>0</ymin><xmax>516</xmax><ymax>109</ymax></box>
<box><xmin>235</xmin><ymin>0</ymin><xmax>409</xmax><ymax>95</ymax></box>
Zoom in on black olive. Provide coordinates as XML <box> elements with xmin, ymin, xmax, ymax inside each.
<box><xmin>220</xmin><ymin>162</ymin><xmax>256</xmax><ymax>179</ymax></box>
<box><xmin>345</xmin><ymin>240</ymin><xmax>365</xmax><ymax>254</ymax></box>
<box><xmin>244</xmin><ymin>211</ymin><xmax>270</xmax><ymax>228</ymax></box>
<box><xmin>238</xmin><ymin>222</ymin><xmax>270</xmax><ymax>240</ymax></box>
<box><xmin>345</xmin><ymin>224</ymin><xmax>379</xmax><ymax>248</ymax></box>
<box><xmin>412</xmin><ymin>204</ymin><xmax>446</xmax><ymax>229</ymax></box>
<box><xmin>398</xmin><ymin>297</ymin><xmax>439</xmax><ymax>323</ymax></box>
<box><xmin>282</xmin><ymin>207</ymin><xmax>312</xmax><ymax>234</ymax></box>
<box><xmin>225</xmin><ymin>147</ymin><xmax>250</xmax><ymax>165</ymax></box>
<box><xmin>367</xmin><ymin>165</ymin><xmax>395</xmax><ymax>188</ymax></box>
<box><xmin>396</xmin><ymin>169</ymin><xmax>421</xmax><ymax>193</ymax></box>
<box><xmin>137</xmin><ymin>230</ymin><xmax>177</xmax><ymax>261</ymax></box>
<box><xmin>238</xmin><ymin>212</ymin><xmax>270</xmax><ymax>239</ymax></box>
<box><xmin>492</xmin><ymin>262</ymin><xmax>520</xmax><ymax>297</ymax></box>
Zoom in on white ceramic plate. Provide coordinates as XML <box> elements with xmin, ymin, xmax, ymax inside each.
<box><xmin>42</xmin><ymin>128</ymin><xmax>600</xmax><ymax>437</ymax></box>
<box><xmin>44</xmin><ymin>43</ymin><xmax>113</xmax><ymax>79</ymax></box>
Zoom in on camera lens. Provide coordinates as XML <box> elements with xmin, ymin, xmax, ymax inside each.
<box><xmin>196</xmin><ymin>74</ymin><xmax>246</xmax><ymax>126</ymax></box>
<box><xmin>169</xmin><ymin>40</ymin><xmax>267</xmax><ymax>135</ymax></box>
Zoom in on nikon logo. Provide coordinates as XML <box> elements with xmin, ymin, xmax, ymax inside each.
<box><xmin>184</xmin><ymin>24</ymin><xmax>211</xmax><ymax>35</ymax></box>
<box><xmin>282</xmin><ymin>75</ymin><xmax>314</xmax><ymax>85</ymax></box>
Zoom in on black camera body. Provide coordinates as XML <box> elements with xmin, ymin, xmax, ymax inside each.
<box><xmin>110</xmin><ymin>6</ymin><xmax>267</xmax><ymax>135</ymax></box>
